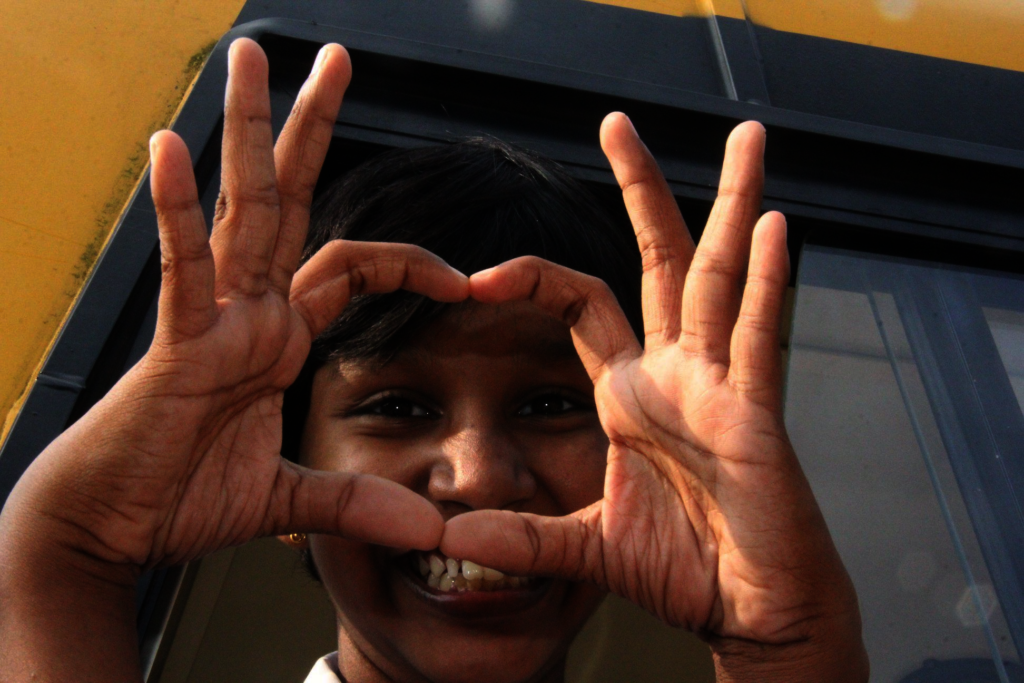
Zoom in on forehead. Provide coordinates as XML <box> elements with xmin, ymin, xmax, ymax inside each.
<box><xmin>333</xmin><ymin>301</ymin><xmax>580</xmax><ymax>377</ymax></box>
<box><xmin>411</xmin><ymin>301</ymin><xmax>576</xmax><ymax>360</ymax></box>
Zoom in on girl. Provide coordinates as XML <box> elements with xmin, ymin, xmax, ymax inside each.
<box><xmin>0</xmin><ymin>39</ymin><xmax>867</xmax><ymax>682</ymax></box>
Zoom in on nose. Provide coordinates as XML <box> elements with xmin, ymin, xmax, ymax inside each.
<box><xmin>427</xmin><ymin>417</ymin><xmax>536</xmax><ymax>518</ymax></box>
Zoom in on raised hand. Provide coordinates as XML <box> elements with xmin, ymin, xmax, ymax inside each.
<box><xmin>442</xmin><ymin>114</ymin><xmax>867</xmax><ymax>681</ymax></box>
<box><xmin>0</xmin><ymin>39</ymin><xmax>466</xmax><ymax>679</ymax></box>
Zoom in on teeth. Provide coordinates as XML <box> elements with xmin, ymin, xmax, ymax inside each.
<box><xmin>414</xmin><ymin>552</ymin><xmax>531</xmax><ymax>593</ymax></box>
<box><xmin>462</xmin><ymin>560</ymin><xmax>484</xmax><ymax>581</ymax></box>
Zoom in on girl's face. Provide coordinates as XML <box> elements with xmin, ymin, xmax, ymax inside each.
<box><xmin>301</xmin><ymin>301</ymin><xmax>609</xmax><ymax>683</ymax></box>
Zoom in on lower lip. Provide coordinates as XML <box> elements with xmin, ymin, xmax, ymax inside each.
<box><xmin>398</xmin><ymin>562</ymin><xmax>553</xmax><ymax>619</ymax></box>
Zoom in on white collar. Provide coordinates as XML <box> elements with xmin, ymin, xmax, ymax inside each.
<box><xmin>303</xmin><ymin>653</ymin><xmax>343</xmax><ymax>683</ymax></box>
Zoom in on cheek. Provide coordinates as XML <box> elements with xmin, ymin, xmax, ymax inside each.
<box><xmin>302</xmin><ymin>424</ymin><xmax>430</xmax><ymax>488</ymax></box>
<box><xmin>527</xmin><ymin>428</ymin><xmax>608</xmax><ymax>513</ymax></box>
<box><xmin>311</xmin><ymin>536</ymin><xmax>395</xmax><ymax>623</ymax></box>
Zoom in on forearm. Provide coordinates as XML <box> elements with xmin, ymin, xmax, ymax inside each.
<box><xmin>0</xmin><ymin>481</ymin><xmax>143</xmax><ymax>682</ymax></box>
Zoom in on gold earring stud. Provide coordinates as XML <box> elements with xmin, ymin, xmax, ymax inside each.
<box><xmin>289</xmin><ymin>532</ymin><xmax>307</xmax><ymax>545</ymax></box>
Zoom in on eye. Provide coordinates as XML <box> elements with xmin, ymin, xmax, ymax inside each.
<box><xmin>356</xmin><ymin>395</ymin><xmax>435</xmax><ymax>419</ymax></box>
<box><xmin>517</xmin><ymin>394</ymin><xmax>580</xmax><ymax>417</ymax></box>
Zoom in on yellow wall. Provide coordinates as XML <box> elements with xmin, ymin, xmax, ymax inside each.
<box><xmin>0</xmin><ymin>0</ymin><xmax>246</xmax><ymax>440</ymax></box>
<box><xmin>593</xmin><ymin>0</ymin><xmax>1024</xmax><ymax>73</ymax></box>
<box><xmin>745</xmin><ymin>0</ymin><xmax>1024</xmax><ymax>75</ymax></box>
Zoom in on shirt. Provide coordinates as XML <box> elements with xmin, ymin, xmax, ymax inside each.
<box><xmin>304</xmin><ymin>653</ymin><xmax>343</xmax><ymax>683</ymax></box>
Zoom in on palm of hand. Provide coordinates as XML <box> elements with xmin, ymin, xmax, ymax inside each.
<box><xmin>595</xmin><ymin>346</ymin><xmax>796</xmax><ymax>636</ymax></box>
<box><xmin>133</xmin><ymin>295</ymin><xmax>310</xmax><ymax>565</ymax></box>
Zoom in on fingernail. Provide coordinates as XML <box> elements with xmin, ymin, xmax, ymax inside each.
<box><xmin>227</xmin><ymin>38</ymin><xmax>243</xmax><ymax>66</ymax></box>
<box><xmin>313</xmin><ymin>44</ymin><xmax>330</xmax><ymax>74</ymax></box>
<box><xmin>473</xmin><ymin>266</ymin><xmax>497</xmax><ymax>279</ymax></box>
<box><xmin>225</xmin><ymin>43</ymin><xmax>238</xmax><ymax>106</ymax></box>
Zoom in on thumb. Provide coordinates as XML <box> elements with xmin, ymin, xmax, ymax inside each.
<box><xmin>269</xmin><ymin>462</ymin><xmax>444</xmax><ymax>550</ymax></box>
<box><xmin>439</xmin><ymin>502</ymin><xmax>605</xmax><ymax>584</ymax></box>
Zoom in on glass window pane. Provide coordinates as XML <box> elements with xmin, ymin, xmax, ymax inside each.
<box><xmin>786</xmin><ymin>243</ymin><xmax>1024</xmax><ymax>683</ymax></box>
<box><xmin>984</xmin><ymin>306</ymin><xmax>1024</xmax><ymax>413</ymax></box>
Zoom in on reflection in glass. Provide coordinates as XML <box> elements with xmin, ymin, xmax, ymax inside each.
<box><xmin>786</xmin><ymin>243</ymin><xmax>1024</xmax><ymax>683</ymax></box>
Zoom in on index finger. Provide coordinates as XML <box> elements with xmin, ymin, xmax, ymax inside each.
<box><xmin>290</xmin><ymin>240</ymin><xmax>470</xmax><ymax>336</ymax></box>
<box><xmin>469</xmin><ymin>256</ymin><xmax>642</xmax><ymax>383</ymax></box>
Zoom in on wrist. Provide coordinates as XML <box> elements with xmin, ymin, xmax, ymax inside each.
<box><xmin>0</xmin><ymin>490</ymin><xmax>142</xmax><ymax>681</ymax></box>
<box><xmin>707</xmin><ymin>615</ymin><xmax>869</xmax><ymax>683</ymax></box>
<box><xmin>1</xmin><ymin>403</ymin><xmax>157</xmax><ymax>570</ymax></box>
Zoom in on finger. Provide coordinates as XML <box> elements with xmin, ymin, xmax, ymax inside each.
<box><xmin>600</xmin><ymin>112</ymin><xmax>693</xmax><ymax>345</ymax></box>
<box><xmin>440</xmin><ymin>503</ymin><xmax>604</xmax><ymax>584</ymax></box>
<box><xmin>680</xmin><ymin>121</ymin><xmax>766</xmax><ymax>363</ymax></box>
<box><xmin>729</xmin><ymin>211</ymin><xmax>789</xmax><ymax>406</ymax></box>
<box><xmin>269</xmin><ymin>462</ymin><xmax>444</xmax><ymax>550</ymax></box>
<box><xmin>269</xmin><ymin>43</ymin><xmax>352</xmax><ymax>293</ymax></box>
<box><xmin>470</xmin><ymin>257</ymin><xmax>642</xmax><ymax>383</ymax></box>
<box><xmin>209</xmin><ymin>38</ymin><xmax>280</xmax><ymax>297</ymax></box>
<box><xmin>290</xmin><ymin>240</ymin><xmax>470</xmax><ymax>336</ymax></box>
<box><xmin>149</xmin><ymin>130</ymin><xmax>217</xmax><ymax>341</ymax></box>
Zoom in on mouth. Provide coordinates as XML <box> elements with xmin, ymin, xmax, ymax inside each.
<box><xmin>397</xmin><ymin>550</ymin><xmax>552</xmax><ymax>618</ymax></box>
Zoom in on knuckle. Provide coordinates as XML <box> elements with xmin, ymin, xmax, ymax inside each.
<box><xmin>276</xmin><ymin>185</ymin><xmax>314</xmax><ymax>210</ymax></box>
<box><xmin>523</xmin><ymin>518</ymin><xmax>545</xmax><ymax>569</ymax></box>
<box><xmin>244</xmin><ymin>112</ymin><xmax>273</xmax><ymax>127</ymax></box>
<box><xmin>717</xmin><ymin>183</ymin><xmax>761</xmax><ymax>203</ymax></box>
<box><xmin>636</xmin><ymin>229</ymin><xmax>675</xmax><ymax>270</ymax></box>
<box><xmin>213</xmin><ymin>194</ymin><xmax>229</xmax><ymax>224</ymax></box>
<box><xmin>745</xmin><ymin>271</ymin><xmax>787</xmax><ymax>290</ymax></box>
<box><xmin>334</xmin><ymin>473</ymin><xmax>358</xmax><ymax>523</ymax></box>
<box><xmin>516</xmin><ymin>255</ymin><xmax>547</xmax><ymax>271</ymax></box>
<box><xmin>235</xmin><ymin>185</ymin><xmax>281</xmax><ymax>208</ymax></box>
<box><xmin>736</xmin><ymin>310</ymin><xmax>776</xmax><ymax>334</ymax></box>
<box><xmin>212</xmin><ymin>188</ymin><xmax>280</xmax><ymax>226</ymax></box>
<box><xmin>559</xmin><ymin>297</ymin><xmax>587</xmax><ymax>327</ymax></box>
<box><xmin>617</xmin><ymin>164</ymin><xmax>660</xmax><ymax>195</ymax></box>
<box><xmin>589</xmin><ymin>277</ymin><xmax>616</xmax><ymax>303</ymax></box>
<box><xmin>678</xmin><ymin>326</ymin><xmax>724</xmax><ymax>357</ymax></box>
<box><xmin>692</xmin><ymin>251</ymin><xmax>737</xmax><ymax>279</ymax></box>
<box><xmin>319</xmin><ymin>239</ymin><xmax>349</xmax><ymax>260</ymax></box>
<box><xmin>155</xmin><ymin>195</ymin><xmax>200</xmax><ymax>217</ymax></box>
<box><xmin>348</xmin><ymin>265</ymin><xmax>368</xmax><ymax>295</ymax></box>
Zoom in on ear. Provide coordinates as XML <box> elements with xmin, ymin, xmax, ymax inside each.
<box><xmin>277</xmin><ymin>532</ymin><xmax>309</xmax><ymax>550</ymax></box>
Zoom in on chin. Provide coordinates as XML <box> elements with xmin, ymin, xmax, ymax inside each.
<box><xmin>320</xmin><ymin>539</ymin><xmax>605</xmax><ymax>683</ymax></box>
<box><xmin>402</xmin><ymin>636</ymin><xmax>568</xmax><ymax>683</ymax></box>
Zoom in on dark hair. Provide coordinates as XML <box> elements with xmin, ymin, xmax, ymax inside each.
<box><xmin>282</xmin><ymin>138</ymin><xmax>642</xmax><ymax>460</ymax></box>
